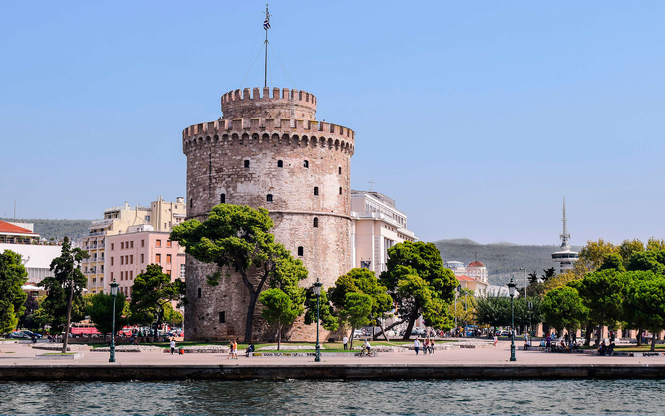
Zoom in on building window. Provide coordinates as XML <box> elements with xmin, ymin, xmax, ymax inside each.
<box><xmin>130</xmin><ymin>255</ymin><xmax>134</xmax><ymax>264</ymax></box>
<box><xmin>141</xmin><ymin>239</ymin><xmax>144</xmax><ymax>247</ymax></box>
<box><xmin>130</xmin><ymin>271</ymin><xmax>133</xmax><ymax>280</ymax></box>
<box><xmin>339</xmin><ymin>167</ymin><xmax>342</xmax><ymax>174</ymax></box>
<box><xmin>314</xmin><ymin>187</ymin><xmax>319</xmax><ymax>196</ymax></box>
<box><xmin>166</xmin><ymin>270</ymin><xmax>171</xmax><ymax>276</ymax></box>
<box><xmin>339</xmin><ymin>187</ymin><xmax>342</xmax><ymax>195</ymax></box>
<box><xmin>190</xmin><ymin>198</ymin><xmax>193</xmax><ymax>209</ymax></box>
<box><xmin>121</xmin><ymin>242</ymin><xmax>124</xmax><ymax>249</ymax></box>
<box><xmin>120</xmin><ymin>257</ymin><xmax>124</xmax><ymax>265</ymax></box>
<box><xmin>219</xmin><ymin>311</ymin><xmax>226</xmax><ymax>323</ymax></box>
<box><xmin>111</xmin><ymin>257</ymin><xmax>114</xmax><ymax>266</ymax></box>
<box><xmin>277</xmin><ymin>160</ymin><xmax>283</xmax><ymax>168</ymax></box>
<box><xmin>244</xmin><ymin>160</ymin><xmax>250</xmax><ymax>168</ymax></box>
<box><xmin>111</xmin><ymin>243</ymin><xmax>114</xmax><ymax>250</ymax></box>
<box><xmin>297</xmin><ymin>246</ymin><xmax>304</xmax><ymax>256</ymax></box>
<box><xmin>303</xmin><ymin>160</ymin><xmax>309</xmax><ymax>168</ymax></box>
<box><xmin>167</xmin><ymin>240</ymin><xmax>172</xmax><ymax>248</ymax></box>
<box><xmin>125</xmin><ymin>255</ymin><xmax>129</xmax><ymax>264</ymax></box>
<box><xmin>266</xmin><ymin>194</ymin><xmax>273</xmax><ymax>202</ymax></box>
<box><xmin>220</xmin><ymin>193</ymin><xmax>225</xmax><ymax>204</ymax></box>
<box><xmin>167</xmin><ymin>254</ymin><xmax>172</xmax><ymax>264</ymax></box>
<box><xmin>156</xmin><ymin>253</ymin><xmax>161</xmax><ymax>263</ymax></box>
<box><xmin>198</xmin><ymin>288</ymin><xmax>202</xmax><ymax>298</ymax></box>
<box><xmin>141</xmin><ymin>253</ymin><xmax>144</xmax><ymax>263</ymax></box>
<box><xmin>156</xmin><ymin>240</ymin><xmax>161</xmax><ymax>247</ymax></box>
<box><xmin>130</xmin><ymin>241</ymin><xmax>134</xmax><ymax>248</ymax></box>
<box><xmin>313</xmin><ymin>218</ymin><xmax>319</xmax><ymax>228</ymax></box>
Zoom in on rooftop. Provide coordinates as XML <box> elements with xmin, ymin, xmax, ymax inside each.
<box><xmin>468</xmin><ymin>261</ymin><xmax>486</xmax><ymax>268</ymax></box>
<box><xmin>0</xmin><ymin>220</ymin><xmax>38</xmax><ymax>236</ymax></box>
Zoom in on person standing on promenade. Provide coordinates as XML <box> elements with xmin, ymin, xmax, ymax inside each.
<box><xmin>493</xmin><ymin>334</ymin><xmax>498</xmax><ymax>347</ymax></box>
<box><xmin>414</xmin><ymin>338</ymin><xmax>420</xmax><ymax>355</ymax></box>
<box><xmin>233</xmin><ymin>338</ymin><xmax>239</xmax><ymax>359</ymax></box>
<box><xmin>343</xmin><ymin>335</ymin><xmax>348</xmax><ymax>350</ymax></box>
<box><xmin>170</xmin><ymin>338</ymin><xmax>176</xmax><ymax>355</ymax></box>
<box><xmin>546</xmin><ymin>334</ymin><xmax>552</xmax><ymax>353</ymax></box>
<box><xmin>227</xmin><ymin>340</ymin><xmax>234</xmax><ymax>360</ymax></box>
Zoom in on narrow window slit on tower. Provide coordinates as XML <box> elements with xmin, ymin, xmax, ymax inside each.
<box><xmin>244</xmin><ymin>160</ymin><xmax>250</xmax><ymax>168</ymax></box>
<box><xmin>298</xmin><ymin>246</ymin><xmax>304</xmax><ymax>256</ymax></box>
<box><xmin>267</xmin><ymin>194</ymin><xmax>273</xmax><ymax>202</ymax></box>
<box><xmin>313</xmin><ymin>218</ymin><xmax>319</xmax><ymax>227</ymax></box>
<box><xmin>278</xmin><ymin>160</ymin><xmax>283</xmax><ymax>168</ymax></box>
<box><xmin>219</xmin><ymin>311</ymin><xmax>225</xmax><ymax>323</ymax></box>
<box><xmin>314</xmin><ymin>187</ymin><xmax>319</xmax><ymax>196</ymax></box>
<box><xmin>304</xmin><ymin>160</ymin><xmax>309</xmax><ymax>168</ymax></box>
<box><xmin>220</xmin><ymin>193</ymin><xmax>226</xmax><ymax>203</ymax></box>
<box><xmin>339</xmin><ymin>167</ymin><xmax>342</xmax><ymax>174</ymax></box>
<box><xmin>198</xmin><ymin>288</ymin><xmax>202</xmax><ymax>298</ymax></box>
<box><xmin>339</xmin><ymin>187</ymin><xmax>342</xmax><ymax>195</ymax></box>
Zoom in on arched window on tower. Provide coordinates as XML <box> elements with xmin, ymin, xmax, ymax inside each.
<box><xmin>198</xmin><ymin>288</ymin><xmax>201</xmax><ymax>298</ymax></box>
<box><xmin>220</xmin><ymin>193</ymin><xmax>226</xmax><ymax>203</ymax></box>
<box><xmin>304</xmin><ymin>160</ymin><xmax>309</xmax><ymax>168</ymax></box>
<box><xmin>278</xmin><ymin>160</ymin><xmax>283</xmax><ymax>168</ymax></box>
<box><xmin>267</xmin><ymin>194</ymin><xmax>273</xmax><ymax>202</ymax></box>
<box><xmin>297</xmin><ymin>246</ymin><xmax>304</xmax><ymax>256</ymax></box>
<box><xmin>314</xmin><ymin>187</ymin><xmax>319</xmax><ymax>196</ymax></box>
<box><xmin>244</xmin><ymin>160</ymin><xmax>250</xmax><ymax>169</ymax></box>
<box><xmin>313</xmin><ymin>218</ymin><xmax>319</xmax><ymax>228</ymax></box>
<box><xmin>190</xmin><ymin>198</ymin><xmax>193</xmax><ymax>209</ymax></box>
<box><xmin>339</xmin><ymin>187</ymin><xmax>342</xmax><ymax>195</ymax></box>
<box><xmin>338</xmin><ymin>167</ymin><xmax>342</xmax><ymax>174</ymax></box>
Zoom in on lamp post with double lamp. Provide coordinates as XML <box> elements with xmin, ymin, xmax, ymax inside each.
<box><xmin>109</xmin><ymin>279</ymin><xmax>119</xmax><ymax>363</ymax></box>
<box><xmin>519</xmin><ymin>267</ymin><xmax>527</xmax><ymax>335</ymax></box>
<box><xmin>313</xmin><ymin>279</ymin><xmax>322</xmax><ymax>362</ymax></box>
<box><xmin>507</xmin><ymin>276</ymin><xmax>517</xmax><ymax>362</ymax></box>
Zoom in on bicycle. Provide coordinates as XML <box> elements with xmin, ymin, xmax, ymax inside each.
<box><xmin>358</xmin><ymin>347</ymin><xmax>378</xmax><ymax>357</ymax></box>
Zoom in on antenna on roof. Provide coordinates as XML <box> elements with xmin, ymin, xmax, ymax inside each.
<box><xmin>369</xmin><ymin>177</ymin><xmax>375</xmax><ymax>192</ymax></box>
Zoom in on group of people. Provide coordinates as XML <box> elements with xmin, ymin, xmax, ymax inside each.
<box><xmin>540</xmin><ymin>333</ymin><xmax>580</xmax><ymax>353</ymax></box>
<box><xmin>227</xmin><ymin>339</ymin><xmax>240</xmax><ymax>359</ymax></box>
<box><xmin>597</xmin><ymin>340</ymin><xmax>616</xmax><ymax>356</ymax></box>
<box><xmin>413</xmin><ymin>338</ymin><xmax>435</xmax><ymax>355</ymax></box>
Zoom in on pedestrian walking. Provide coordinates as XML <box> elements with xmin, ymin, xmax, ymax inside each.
<box><xmin>227</xmin><ymin>340</ymin><xmax>234</xmax><ymax>360</ymax></box>
<box><xmin>414</xmin><ymin>338</ymin><xmax>420</xmax><ymax>355</ymax></box>
<box><xmin>170</xmin><ymin>338</ymin><xmax>176</xmax><ymax>355</ymax></box>
<box><xmin>493</xmin><ymin>334</ymin><xmax>498</xmax><ymax>347</ymax></box>
<box><xmin>233</xmin><ymin>338</ymin><xmax>239</xmax><ymax>359</ymax></box>
<box><xmin>343</xmin><ymin>335</ymin><xmax>349</xmax><ymax>350</ymax></box>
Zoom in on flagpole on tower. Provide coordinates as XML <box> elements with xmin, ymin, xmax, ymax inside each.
<box><xmin>263</xmin><ymin>4</ymin><xmax>271</xmax><ymax>88</ymax></box>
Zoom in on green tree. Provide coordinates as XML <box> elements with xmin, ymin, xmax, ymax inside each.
<box><xmin>39</xmin><ymin>236</ymin><xmax>89</xmax><ymax>352</ymax></box>
<box><xmin>130</xmin><ymin>264</ymin><xmax>185</xmax><ymax>339</ymax></box>
<box><xmin>342</xmin><ymin>292</ymin><xmax>373</xmax><ymax>343</ymax></box>
<box><xmin>527</xmin><ymin>271</ymin><xmax>539</xmax><ymax>284</ymax></box>
<box><xmin>449</xmin><ymin>288</ymin><xmax>476</xmax><ymax>332</ymax></box>
<box><xmin>380</xmin><ymin>241</ymin><xmax>457</xmax><ymax>339</ymax></box>
<box><xmin>0</xmin><ymin>250</ymin><xmax>29</xmax><ymax>333</ymax></box>
<box><xmin>303</xmin><ymin>287</ymin><xmax>338</xmax><ymax>332</ymax></box>
<box><xmin>618</xmin><ymin>239</ymin><xmax>644</xmax><ymax>265</ymax></box>
<box><xmin>598</xmin><ymin>253</ymin><xmax>626</xmax><ymax>272</ymax></box>
<box><xmin>163</xmin><ymin>303</ymin><xmax>184</xmax><ymax>327</ymax></box>
<box><xmin>624</xmin><ymin>275</ymin><xmax>665</xmax><ymax>351</ymax></box>
<box><xmin>540</xmin><ymin>267</ymin><xmax>556</xmax><ymax>282</ymax></box>
<box><xmin>170</xmin><ymin>204</ymin><xmax>304</xmax><ymax>342</ymax></box>
<box><xmin>569</xmin><ymin>269</ymin><xmax>628</xmax><ymax>346</ymax></box>
<box><xmin>626</xmin><ymin>250</ymin><xmax>665</xmax><ymax>274</ymax></box>
<box><xmin>578</xmin><ymin>239</ymin><xmax>618</xmax><ymax>271</ymax></box>
<box><xmin>647</xmin><ymin>237</ymin><xmax>665</xmax><ymax>252</ymax></box>
<box><xmin>474</xmin><ymin>295</ymin><xmax>511</xmax><ymax>333</ymax></box>
<box><xmin>87</xmin><ymin>292</ymin><xmax>127</xmax><ymax>340</ymax></box>
<box><xmin>542</xmin><ymin>286</ymin><xmax>588</xmax><ymax>334</ymax></box>
<box><xmin>258</xmin><ymin>288</ymin><xmax>301</xmax><ymax>350</ymax></box>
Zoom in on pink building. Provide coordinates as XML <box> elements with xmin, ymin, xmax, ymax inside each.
<box><xmin>105</xmin><ymin>226</ymin><xmax>185</xmax><ymax>298</ymax></box>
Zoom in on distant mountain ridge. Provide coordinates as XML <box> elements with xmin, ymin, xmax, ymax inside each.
<box><xmin>0</xmin><ymin>218</ymin><xmax>92</xmax><ymax>241</ymax></box>
<box><xmin>433</xmin><ymin>238</ymin><xmax>582</xmax><ymax>286</ymax></box>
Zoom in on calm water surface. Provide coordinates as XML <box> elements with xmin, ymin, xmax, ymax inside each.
<box><xmin>1</xmin><ymin>379</ymin><xmax>663</xmax><ymax>415</ymax></box>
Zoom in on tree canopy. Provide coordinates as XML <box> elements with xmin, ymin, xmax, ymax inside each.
<box><xmin>129</xmin><ymin>264</ymin><xmax>185</xmax><ymax>335</ymax></box>
<box><xmin>542</xmin><ymin>286</ymin><xmax>588</xmax><ymax>333</ymax></box>
<box><xmin>0</xmin><ymin>250</ymin><xmax>29</xmax><ymax>333</ymax></box>
<box><xmin>380</xmin><ymin>241</ymin><xmax>457</xmax><ymax>339</ymax></box>
<box><xmin>258</xmin><ymin>288</ymin><xmax>301</xmax><ymax>350</ymax></box>
<box><xmin>87</xmin><ymin>292</ymin><xmax>127</xmax><ymax>336</ymax></box>
<box><xmin>624</xmin><ymin>273</ymin><xmax>665</xmax><ymax>351</ymax></box>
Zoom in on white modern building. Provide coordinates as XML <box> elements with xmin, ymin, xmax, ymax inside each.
<box><xmin>350</xmin><ymin>190</ymin><xmax>417</xmax><ymax>275</ymax></box>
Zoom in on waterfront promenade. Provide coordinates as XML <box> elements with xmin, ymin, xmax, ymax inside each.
<box><xmin>2</xmin><ymin>341</ymin><xmax>665</xmax><ymax>380</ymax></box>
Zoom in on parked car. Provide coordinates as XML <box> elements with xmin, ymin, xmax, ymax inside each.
<box><xmin>8</xmin><ymin>331</ymin><xmax>30</xmax><ymax>339</ymax></box>
<box><xmin>21</xmin><ymin>330</ymin><xmax>42</xmax><ymax>338</ymax></box>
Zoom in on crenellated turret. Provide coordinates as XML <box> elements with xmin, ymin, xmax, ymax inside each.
<box><xmin>221</xmin><ymin>87</ymin><xmax>317</xmax><ymax>120</ymax></box>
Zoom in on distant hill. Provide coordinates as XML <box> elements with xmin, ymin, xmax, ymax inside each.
<box><xmin>433</xmin><ymin>239</ymin><xmax>582</xmax><ymax>286</ymax></box>
<box><xmin>1</xmin><ymin>218</ymin><xmax>92</xmax><ymax>241</ymax></box>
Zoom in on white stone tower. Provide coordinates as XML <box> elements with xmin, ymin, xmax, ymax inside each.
<box><xmin>551</xmin><ymin>198</ymin><xmax>579</xmax><ymax>273</ymax></box>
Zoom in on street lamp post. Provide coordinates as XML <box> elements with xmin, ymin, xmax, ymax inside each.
<box><xmin>313</xmin><ymin>279</ymin><xmax>322</xmax><ymax>363</ymax></box>
<box><xmin>520</xmin><ymin>267</ymin><xmax>527</xmax><ymax>335</ymax></box>
<box><xmin>507</xmin><ymin>276</ymin><xmax>517</xmax><ymax>362</ymax></box>
<box><xmin>109</xmin><ymin>279</ymin><xmax>119</xmax><ymax>363</ymax></box>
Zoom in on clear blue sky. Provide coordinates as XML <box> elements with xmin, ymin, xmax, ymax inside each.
<box><xmin>2</xmin><ymin>1</ymin><xmax>664</xmax><ymax>245</ymax></box>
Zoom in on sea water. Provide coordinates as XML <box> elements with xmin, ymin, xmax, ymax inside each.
<box><xmin>1</xmin><ymin>379</ymin><xmax>663</xmax><ymax>415</ymax></box>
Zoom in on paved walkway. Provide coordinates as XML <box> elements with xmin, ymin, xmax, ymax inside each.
<box><xmin>1</xmin><ymin>341</ymin><xmax>662</xmax><ymax>367</ymax></box>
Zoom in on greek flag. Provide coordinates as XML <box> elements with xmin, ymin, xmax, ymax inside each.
<box><xmin>263</xmin><ymin>17</ymin><xmax>270</xmax><ymax>30</ymax></box>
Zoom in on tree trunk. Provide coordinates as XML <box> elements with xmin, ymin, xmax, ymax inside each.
<box><xmin>349</xmin><ymin>327</ymin><xmax>355</xmax><ymax>349</ymax></box>
<box><xmin>372</xmin><ymin>319</ymin><xmax>404</xmax><ymax>340</ymax></box>
<box><xmin>584</xmin><ymin>323</ymin><xmax>593</xmax><ymax>346</ymax></box>
<box><xmin>277</xmin><ymin>322</ymin><xmax>281</xmax><ymax>351</ymax></box>
<box><xmin>374</xmin><ymin>317</ymin><xmax>390</xmax><ymax>342</ymax></box>
<box><xmin>240</xmin><ymin>266</ymin><xmax>270</xmax><ymax>343</ymax></box>
<box><xmin>62</xmin><ymin>279</ymin><xmax>75</xmax><ymax>354</ymax></box>
<box><xmin>637</xmin><ymin>327</ymin><xmax>643</xmax><ymax>347</ymax></box>
<box><xmin>401</xmin><ymin>311</ymin><xmax>418</xmax><ymax>340</ymax></box>
<box><xmin>651</xmin><ymin>331</ymin><xmax>657</xmax><ymax>352</ymax></box>
<box><xmin>596</xmin><ymin>325</ymin><xmax>602</xmax><ymax>347</ymax></box>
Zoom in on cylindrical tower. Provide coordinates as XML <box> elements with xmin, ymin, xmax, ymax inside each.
<box><xmin>182</xmin><ymin>87</ymin><xmax>355</xmax><ymax>341</ymax></box>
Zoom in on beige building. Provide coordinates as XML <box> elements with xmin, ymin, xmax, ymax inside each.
<box><xmin>106</xmin><ymin>225</ymin><xmax>185</xmax><ymax>299</ymax></box>
<box><xmin>351</xmin><ymin>190</ymin><xmax>417</xmax><ymax>275</ymax></box>
<box><xmin>80</xmin><ymin>197</ymin><xmax>186</xmax><ymax>294</ymax></box>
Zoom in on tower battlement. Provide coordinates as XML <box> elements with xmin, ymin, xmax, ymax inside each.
<box><xmin>221</xmin><ymin>87</ymin><xmax>317</xmax><ymax>120</ymax></box>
